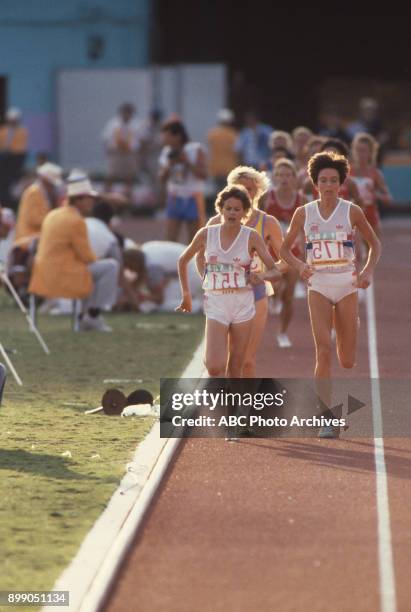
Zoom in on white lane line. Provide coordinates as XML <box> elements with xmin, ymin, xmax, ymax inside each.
<box><xmin>366</xmin><ymin>284</ymin><xmax>397</xmax><ymax>612</ymax></box>
<box><xmin>42</xmin><ymin>338</ymin><xmax>205</xmax><ymax>612</ymax></box>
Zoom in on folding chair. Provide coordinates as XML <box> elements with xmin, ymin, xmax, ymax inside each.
<box><xmin>29</xmin><ymin>294</ymin><xmax>81</xmax><ymax>332</ymax></box>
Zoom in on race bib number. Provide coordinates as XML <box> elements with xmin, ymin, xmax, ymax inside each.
<box><xmin>203</xmin><ymin>263</ymin><xmax>248</xmax><ymax>291</ymax></box>
<box><xmin>309</xmin><ymin>239</ymin><xmax>347</xmax><ymax>266</ymax></box>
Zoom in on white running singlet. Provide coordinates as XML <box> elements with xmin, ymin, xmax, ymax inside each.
<box><xmin>304</xmin><ymin>199</ymin><xmax>355</xmax><ymax>274</ymax></box>
<box><xmin>203</xmin><ymin>225</ymin><xmax>253</xmax><ymax>292</ymax></box>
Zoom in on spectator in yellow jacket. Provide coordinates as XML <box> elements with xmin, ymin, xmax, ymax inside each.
<box><xmin>14</xmin><ymin>162</ymin><xmax>63</xmax><ymax>248</ymax></box>
<box><xmin>29</xmin><ymin>171</ymin><xmax>119</xmax><ymax>332</ymax></box>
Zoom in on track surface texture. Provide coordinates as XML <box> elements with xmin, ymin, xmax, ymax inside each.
<box><xmin>104</xmin><ymin>218</ymin><xmax>410</xmax><ymax>612</ymax></box>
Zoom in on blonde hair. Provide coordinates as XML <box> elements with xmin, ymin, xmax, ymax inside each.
<box><xmin>269</xmin><ymin>130</ymin><xmax>293</xmax><ymax>151</ymax></box>
<box><xmin>226</xmin><ymin>165</ymin><xmax>270</xmax><ymax>205</ymax></box>
<box><xmin>352</xmin><ymin>132</ymin><xmax>379</xmax><ymax>165</ymax></box>
<box><xmin>274</xmin><ymin>158</ymin><xmax>297</xmax><ymax>176</ymax></box>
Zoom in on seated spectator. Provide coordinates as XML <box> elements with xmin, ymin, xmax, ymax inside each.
<box><xmin>0</xmin><ymin>205</ymin><xmax>16</xmax><ymax>276</ymax></box>
<box><xmin>29</xmin><ymin>170</ymin><xmax>119</xmax><ymax>332</ymax></box>
<box><xmin>14</xmin><ymin>162</ymin><xmax>63</xmax><ymax>248</ymax></box>
<box><xmin>0</xmin><ymin>108</ymin><xmax>29</xmax><ymax>206</ymax></box>
<box><xmin>0</xmin><ymin>207</ymin><xmax>15</xmax><ymax>242</ymax></box>
<box><xmin>85</xmin><ymin>201</ymin><xmax>122</xmax><ymax>264</ymax></box>
<box><xmin>118</xmin><ymin>241</ymin><xmax>202</xmax><ymax>313</ymax></box>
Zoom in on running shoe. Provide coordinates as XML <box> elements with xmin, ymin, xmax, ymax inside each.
<box><xmin>277</xmin><ymin>333</ymin><xmax>292</xmax><ymax>348</ymax></box>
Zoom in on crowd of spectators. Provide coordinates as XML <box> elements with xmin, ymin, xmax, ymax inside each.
<box><xmin>0</xmin><ymin>95</ymin><xmax>399</xmax><ymax>332</ymax></box>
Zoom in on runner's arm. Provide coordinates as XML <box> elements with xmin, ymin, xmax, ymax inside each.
<box><xmin>265</xmin><ymin>214</ymin><xmax>289</xmax><ymax>272</ymax></box>
<box><xmin>249</xmin><ymin>231</ymin><xmax>281</xmax><ymax>281</ymax></box>
<box><xmin>177</xmin><ymin>228</ymin><xmax>207</xmax><ymax>312</ymax></box>
<box><xmin>280</xmin><ymin>207</ymin><xmax>313</xmax><ymax>280</ymax></box>
<box><xmin>351</xmin><ymin>204</ymin><xmax>381</xmax><ymax>287</ymax></box>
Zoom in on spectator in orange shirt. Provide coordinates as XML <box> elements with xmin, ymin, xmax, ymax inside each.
<box><xmin>0</xmin><ymin>108</ymin><xmax>29</xmax><ymax>205</ymax></box>
<box><xmin>207</xmin><ymin>109</ymin><xmax>239</xmax><ymax>192</ymax></box>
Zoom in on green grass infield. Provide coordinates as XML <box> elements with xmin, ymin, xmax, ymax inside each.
<box><xmin>0</xmin><ymin>296</ymin><xmax>204</xmax><ymax>597</ymax></box>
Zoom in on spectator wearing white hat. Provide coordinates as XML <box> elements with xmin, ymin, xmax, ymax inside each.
<box><xmin>207</xmin><ymin>108</ymin><xmax>239</xmax><ymax>192</ymax></box>
<box><xmin>29</xmin><ymin>171</ymin><xmax>119</xmax><ymax>332</ymax></box>
<box><xmin>14</xmin><ymin>162</ymin><xmax>63</xmax><ymax>249</ymax></box>
<box><xmin>0</xmin><ymin>108</ymin><xmax>29</xmax><ymax>205</ymax></box>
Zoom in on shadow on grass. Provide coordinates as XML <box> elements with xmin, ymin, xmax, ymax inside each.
<box><xmin>0</xmin><ymin>449</ymin><xmax>104</xmax><ymax>481</ymax></box>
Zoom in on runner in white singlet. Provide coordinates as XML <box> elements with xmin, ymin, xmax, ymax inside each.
<box><xmin>177</xmin><ymin>184</ymin><xmax>281</xmax><ymax>378</ymax></box>
<box><xmin>196</xmin><ymin>166</ymin><xmax>285</xmax><ymax>377</ymax></box>
<box><xmin>280</xmin><ymin>151</ymin><xmax>381</xmax><ymax>438</ymax></box>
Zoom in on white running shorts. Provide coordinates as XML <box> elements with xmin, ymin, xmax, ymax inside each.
<box><xmin>308</xmin><ymin>270</ymin><xmax>357</xmax><ymax>304</ymax></box>
<box><xmin>203</xmin><ymin>290</ymin><xmax>255</xmax><ymax>326</ymax></box>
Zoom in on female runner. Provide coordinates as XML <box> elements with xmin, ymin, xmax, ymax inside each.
<box><xmin>202</xmin><ymin>166</ymin><xmax>285</xmax><ymax>376</ymax></box>
<box><xmin>177</xmin><ymin>184</ymin><xmax>280</xmax><ymax>378</ymax></box>
<box><xmin>351</xmin><ymin>132</ymin><xmax>392</xmax><ymax>237</ymax></box>
<box><xmin>280</xmin><ymin>151</ymin><xmax>381</xmax><ymax>437</ymax></box>
<box><xmin>265</xmin><ymin>159</ymin><xmax>305</xmax><ymax>347</ymax></box>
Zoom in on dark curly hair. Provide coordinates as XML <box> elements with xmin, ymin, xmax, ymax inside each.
<box><xmin>214</xmin><ymin>184</ymin><xmax>252</xmax><ymax>215</ymax></box>
<box><xmin>320</xmin><ymin>138</ymin><xmax>350</xmax><ymax>158</ymax></box>
<box><xmin>308</xmin><ymin>151</ymin><xmax>350</xmax><ymax>185</ymax></box>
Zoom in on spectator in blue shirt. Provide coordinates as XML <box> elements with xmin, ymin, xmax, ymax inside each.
<box><xmin>235</xmin><ymin>111</ymin><xmax>273</xmax><ymax>168</ymax></box>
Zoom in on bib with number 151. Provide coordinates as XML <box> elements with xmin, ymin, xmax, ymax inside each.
<box><xmin>203</xmin><ymin>262</ymin><xmax>248</xmax><ymax>291</ymax></box>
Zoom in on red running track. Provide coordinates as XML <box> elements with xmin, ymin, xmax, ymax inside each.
<box><xmin>104</xmin><ymin>218</ymin><xmax>411</xmax><ymax>612</ymax></box>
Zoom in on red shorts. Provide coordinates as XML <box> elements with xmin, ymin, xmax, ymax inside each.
<box><xmin>364</xmin><ymin>204</ymin><xmax>380</xmax><ymax>232</ymax></box>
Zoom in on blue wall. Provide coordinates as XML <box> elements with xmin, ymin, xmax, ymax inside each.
<box><xmin>382</xmin><ymin>166</ymin><xmax>411</xmax><ymax>203</ymax></box>
<box><xmin>0</xmin><ymin>0</ymin><xmax>150</xmax><ymax>154</ymax></box>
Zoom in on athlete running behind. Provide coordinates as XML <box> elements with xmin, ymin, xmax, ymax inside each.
<box><xmin>265</xmin><ymin>159</ymin><xmax>305</xmax><ymax>348</ymax></box>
